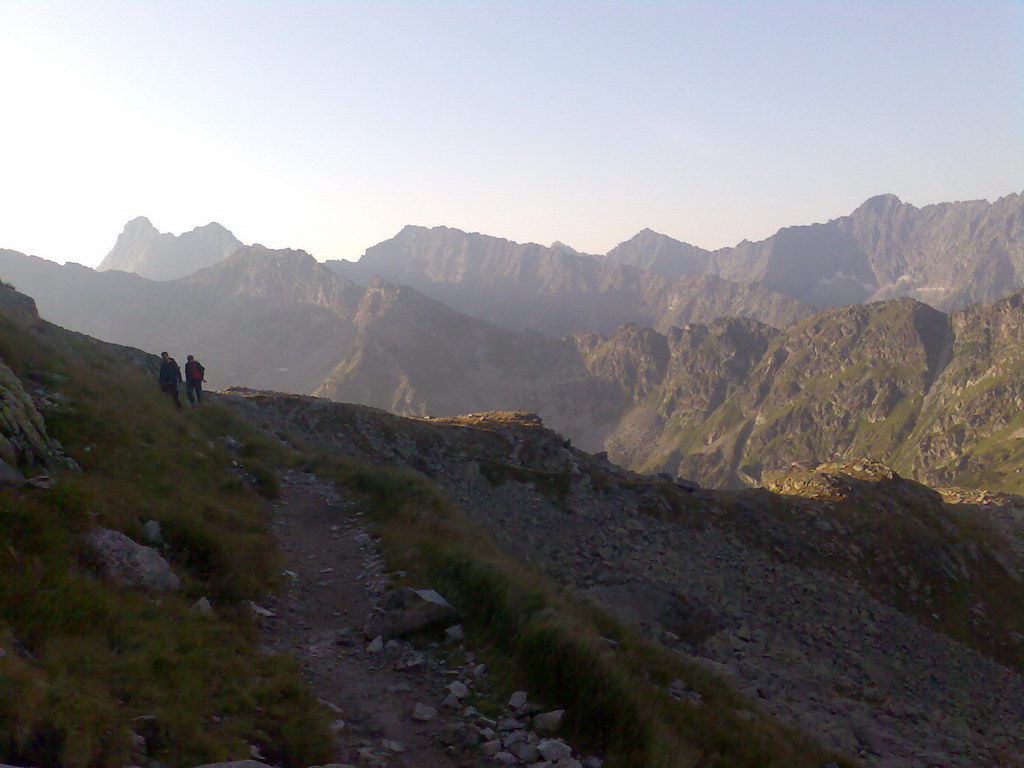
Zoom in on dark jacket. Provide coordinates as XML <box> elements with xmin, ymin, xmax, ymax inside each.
<box><xmin>159</xmin><ymin>358</ymin><xmax>182</xmax><ymax>388</ymax></box>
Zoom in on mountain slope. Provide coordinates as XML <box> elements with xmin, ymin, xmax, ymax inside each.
<box><xmin>600</xmin><ymin>291</ymin><xmax>1024</xmax><ymax>493</ymax></box>
<box><xmin>0</xmin><ymin>285</ymin><xmax>331</xmax><ymax>767</ymax></box>
<box><xmin>231</xmin><ymin>390</ymin><xmax>1024</xmax><ymax>766</ymax></box>
<box><xmin>314</xmin><ymin>277</ymin><xmax>629</xmax><ymax>447</ymax></box>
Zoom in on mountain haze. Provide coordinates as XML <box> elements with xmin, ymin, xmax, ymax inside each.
<box><xmin>98</xmin><ymin>216</ymin><xmax>244</xmax><ymax>280</ymax></box>
<box><xmin>330</xmin><ymin>225</ymin><xmax>812</xmax><ymax>335</ymax></box>
<box><xmin>0</xmin><ymin>246</ymin><xmax>629</xmax><ymax>448</ymax></box>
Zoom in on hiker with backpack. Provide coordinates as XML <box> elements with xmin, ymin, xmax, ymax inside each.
<box><xmin>184</xmin><ymin>355</ymin><xmax>206</xmax><ymax>405</ymax></box>
<box><xmin>158</xmin><ymin>351</ymin><xmax>183</xmax><ymax>409</ymax></box>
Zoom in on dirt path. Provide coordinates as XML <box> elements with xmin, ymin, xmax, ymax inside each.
<box><xmin>255</xmin><ymin>469</ymin><xmax>475</xmax><ymax>768</ymax></box>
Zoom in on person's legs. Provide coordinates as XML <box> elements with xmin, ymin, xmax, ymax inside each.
<box><xmin>186</xmin><ymin>382</ymin><xmax>195</xmax><ymax>404</ymax></box>
<box><xmin>194</xmin><ymin>381</ymin><xmax>202</xmax><ymax>404</ymax></box>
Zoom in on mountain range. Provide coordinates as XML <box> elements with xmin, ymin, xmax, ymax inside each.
<box><xmin>3</xmin><ymin>191</ymin><xmax>1024</xmax><ymax>493</ymax></box>
<box><xmin>333</xmin><ymin>193</ymin><xmax>1024</xmax><ymax>325</ymax></box>
<box><xmin>603</xmin><ymin>193</ymin><xmax>1024</xmax><ymax>311</ymax></box>
<box><xmin>330</xmin><ymin>225</ymin><xmax>812</xmax><ymax>335</ymax></box>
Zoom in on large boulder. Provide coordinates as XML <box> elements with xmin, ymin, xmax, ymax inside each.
<box><xmin>365</xmin><ymin>587</ymin><xmax>459</xmax><ymax>639</ymax></box>
<box><xmin>83</xmin><ymin>527</ymin><xmax>181</xmax><ymax>592</ymax></box>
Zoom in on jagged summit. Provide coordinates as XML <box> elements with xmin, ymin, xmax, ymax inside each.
<box><xmin>852</xmin><ymin>192</ymin><xmax>905</xmax><ymax>215</ymax></box>
<box><xmin>604</xmin><ymin>228</ymin><xmax>714</xmax><ymax>280</ymax></box>
<box><xmin>98</xmin><ymin>217</ymin><xmax>244</xmax><ymax>281</ymax></box>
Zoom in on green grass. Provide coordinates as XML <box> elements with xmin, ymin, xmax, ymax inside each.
<box><xmin>0</xmin><ymin>311</ymin><xmax>331</xmax><ymax>767</ymax></box>
<box><xmin>308</xmin><ymin>453</ymin><xmax>850</xmax><ymax>768</ymax></box>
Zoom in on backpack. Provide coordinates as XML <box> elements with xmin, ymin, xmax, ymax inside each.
<box><xmin>188</xmin><ymin>361</ymin><xmax>205</xmax><ymax>381</ymax></box>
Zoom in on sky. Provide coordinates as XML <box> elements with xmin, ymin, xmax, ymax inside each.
<box><xmin>0</xmin><ymin>1</ymin><xmax>1021</xmax><ymax>268</ymax></box>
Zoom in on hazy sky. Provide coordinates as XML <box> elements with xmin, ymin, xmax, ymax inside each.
<box><xmin>1</xmin><ymin>1</ymin><xmax>1021</xmax><ymax>267</ymax></box>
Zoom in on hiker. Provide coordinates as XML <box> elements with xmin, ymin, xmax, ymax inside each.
<box><xmin>184</xmin><ymin>354</ymin><xmax>206</xmax><ymax>405</ymax></box>
<box><xmin>158</xmin><ymin>351</ymin><xmax>182</xmax><ymax>409</ymax></box>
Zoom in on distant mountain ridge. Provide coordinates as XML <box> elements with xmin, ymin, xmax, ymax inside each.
<box><xmin>329</xmin><ymin>224</ymin><xmax>812</xmax><ymax>335</ymax></box>
<box><xmin>98</xmin><ymin>216</ymin><xmax>244</xmax><ymax>280</ymax></box>
<box><xmin>94</xmin><ymin>191</ymin><xmax>1023</xmax><ymax>333</ymax></box>
<box><xmin>606</xmin><ymin>192</ymin><xmax>1024</xmax><ymax>311</ymax></box>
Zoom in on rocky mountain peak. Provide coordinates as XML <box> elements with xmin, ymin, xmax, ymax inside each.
<box><xmin>186</xmin><ymin>245</ymin><xmax>364</xmax><ymax>321</ymax></box>
<box><xmin>122</xmin><ymin>215</ymin><xmax>159</xmax><ymax>235</ymax></box>
<box><xmin>604</xmin><ymin>228</ymin><xmax>712</xmax><ymax>280</ymax></box>
<box><xmin>98</xmin><ymin>217</ymin><xmax>244</xmax><ymax>281</ymax></box>
<box><xmin>851</xmin><ymin>193</ymin><xmax>907</xmax><ymax>217</ymax></box>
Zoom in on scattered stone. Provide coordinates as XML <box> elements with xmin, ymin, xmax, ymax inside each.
<box><xmin>191</xmin><ymin>597</ymin><xmax>214</xmax><ymax>616</ymax></box>
<box><xmin>411</xmin><ymin>703</ymin><xmax>437</xmax><ymax>722</ymax></box>
<box><xmin>365</xmin><ymin>586</ymin><xmax>459</xmax><ymax>639</ymax></box>
<box><xmin>448</xmin><ymin>680</ymin><xmax>470</xmax><ymax>699</ymax></box>
<box><xmin>142</xmin><ymin>520</ymin><xmax>163</xmax><ymax>545</ymax></box>
<box><xmin>538</xmin><ymin>738</ymin><xmax>573</xmax><ymax>762</ymax></box>
<box><xmin>533</xmin><ymin>710</ymin><xmax>564</xmax><ymax>732</ymax></box>
<box><xmin>127</xmin><ymin>729</ymin><xmax>147</xmax><ymax>754</ymax></box>
<box><xmin>83</xmin><ymin>527</ymin><xmax>181</xmax><ymax>592</ymax></box>
<box><xmin>481</xmin><ymin>739</ymin><xmax>502</xmax><ymax>755</ymax></box>
<box><xmin>492</xmin><ymin>752</ymin><xmax>517</xmax><ymax>766</ymax></box>
<box><xmin>366</xmin><ymin>635</ymin><xmax>384</xmax><ymax>655</ymax></box>
<box><xmin>508</xmin><ymin>690</ymin><xmax>528</xmax><ymax>709</ymax></box>
<box><xmin>445</xmin><ymin>623</ymin><xmax>466</xmax><ymax>642</ymax></box>
<box><xmin>510</xmin><ymin>741</ymin><xmax>541</xmax><ymax>761</ymax></box>
<box><xmin>246</xmin><ymin>600</ymin><xmax>275</xmax><ymax>618</ymax></box>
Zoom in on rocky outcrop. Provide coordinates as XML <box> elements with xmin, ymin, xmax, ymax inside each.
<box><xmin>0</xmin><ymin>359</ymin><xmax>55</xmax><ymax>482</ymax></box>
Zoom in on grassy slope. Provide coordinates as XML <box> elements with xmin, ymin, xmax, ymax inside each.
<box><xmin>0</xmin><ymin>307</ymin><xmax>330</xmax><ymax>767</ymax></box>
